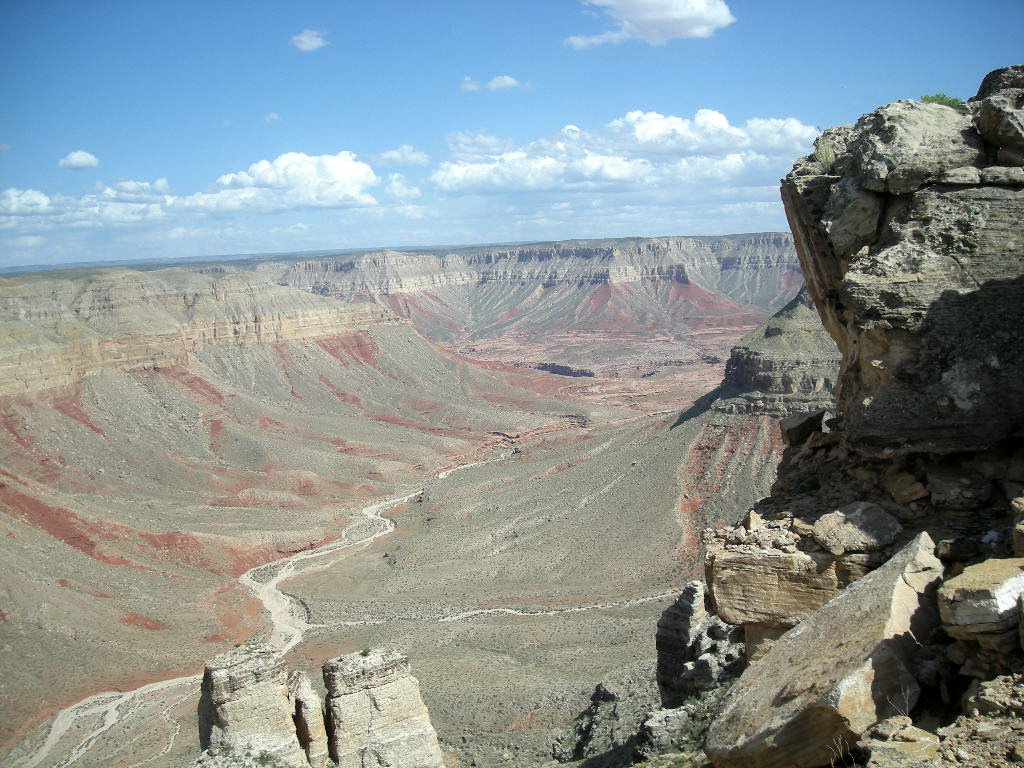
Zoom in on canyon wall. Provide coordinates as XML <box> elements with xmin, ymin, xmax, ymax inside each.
<box><xmin>0</xmin><ymin>269</ymin><xmax>395</xmax><ymax>396</ymax></box>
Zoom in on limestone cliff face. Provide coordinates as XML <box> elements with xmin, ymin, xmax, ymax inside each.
<box><xmin>0</xmin><ymin>269</ymin><xmax>394</xmax><ymax>395</ymax></box>
<box><xmin>781</xmin><ymin>69</ymin><xmax>1024</xmax><ymax>455</ymax></box>
<box><xmin>714</xmin><ymin>285</ymin><xmax>839</xmax><ymax>416</ymax></box>
<box><xmin>198</xmin><ymin>646</ymin><xmax>444</xmax><ymax>768</ymax></box>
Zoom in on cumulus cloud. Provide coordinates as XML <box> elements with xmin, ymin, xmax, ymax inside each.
<box><xmin>486</xmin><ymin>75</ymin><xmax>527</xmax><ymax>90</ymax></box>
<box><xmin>58</xmin><ymin>150</ymin><xmax>99</xmax><ymax>169</ymax></box>
<box><xmin>386</xmin><ymin>173</ymin><xmax>422</xmax><ymax>200</ymax></box>
<box><xmin>459</xmin><ymin>76</ymin><xmax>481</xmax><ymax>92</ymax></box>
<box><xmin>180</xmin><ymin>151</ymin><xmax>379</xmax><ymax>212</ymax></box>
<box><xmin>375</xmin><ymin>144</ymin><xmax>430</xmax><ymax>166</ymax></box>
<box><xmin>264</xmin><ymin>112</ymin><xmax>281</xmax><ymax>123</ymax></box>
<box><xmin>431</xmin><ymin>108</ymin><xmax>815</xmax><ymax>194</ymax></box>
<box><xmin>566</xmin><ymin>0</ymin><xmax>735</xmax><ymax>48</ymax></box>
<box><xmin>291</xmin><ymin>29</ymin><xmax>328</xmax><ymax>52</ymax></box>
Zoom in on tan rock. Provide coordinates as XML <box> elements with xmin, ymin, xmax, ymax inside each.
<box><xmin>938</xmin><ymin>558</ymin><xmax>1024</xmax><ymax>651</ymax></box>
<box><xmin>200</xmin><ymin>642</ymin><xmax>309</xmax><ymax>768</ymax></box>
<box><xmin>705</xmin><ymin>533</ymin><xmax>942</xmax><ymax>768</ymax></box>
<box><xmin>706</xmin><ymin>546</ymin><xmax>842</xmax><ymax>628</ymax></box>
<box><xmin>323</xmin><ymin>648</ymin><xmax>445</xmax><ymax>768</ymax></box>
<box><xmin>811</xmin><ymin>501</ymin><xmax>902</xmax><ymax>555</ymax></box>
<box><xmin>288</xmin><ymin>671</ymin><xmax>329</xmax><ymax>768</ymax></box>
<box><xmin>743</xmin><ymin>623</ymin><xmax>787</xmax><ymax>663</ymax></box>
<box><xmin>882</xmin><ymin>470</ymin><xmax>929</xmax><ymax>504</ymax></box>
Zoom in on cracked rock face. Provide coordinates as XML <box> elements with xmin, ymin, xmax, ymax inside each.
<box><xmin>323</xmin><ymin>648</ymin><xmax>445</xmax><ymax>768</ymax></box>
<box><xmin>199</xmin><ymin>642</ymin><xmax>310</xmax><ymax>768</ymax></box>
<box><xmin>781</xmin><ymin>66</ymin><xmax>1024</xmax><ymax>456</ymax></box>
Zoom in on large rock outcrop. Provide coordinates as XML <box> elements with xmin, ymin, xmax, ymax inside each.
<box><xmin>323</xmin><ymin>649</ymin><xmax>445</xmax><ymax>768</ymax></box>
<box><xmin>198</xmin><ymin>645</ymin><xmax>444</xmax><ymax>768</ymax></box>
<box><xmin>781</xmin><ymin>68</ymin><xmax>1024</xmax><ymax>455</ymax></box>
<box><xmin>696</xmin><ymin>66</ymin><xmax>1024</xmax><ymax>768</ymax></box>
<box><xmin>715</xmin><ymin>286</ymin><xmax>840</xmax><ymax>417</ymax></box>
<box><xmin>199</xmin><ymin>642</ymin><xmax>310</xmax><ymax>767</ymax></box>
<box><xmin>705</xmin><ymin>533</ymin><xmax>942</xmax><ymax>768</ymax></box>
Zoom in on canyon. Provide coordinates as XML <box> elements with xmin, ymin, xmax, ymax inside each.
<box><xmin>0</xmin><ymin>233</ymin><xmax>829</xmax><ymax>766</ymax></box>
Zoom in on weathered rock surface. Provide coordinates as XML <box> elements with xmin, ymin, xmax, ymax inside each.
<box><xmin>715</xmin><ymin>286</ymin><xmax>839</xmax><ymax>417</ymax></box>
<box><xmin>705</xmin><ymin>533</ymin><xmax>942</xmax><ymax>768</ymax></box>
<box><xmin>655</xmin><ymin>581</ymin><xmax>744</xmax><ymax>707</ymax></box>
<box><xmin>199</xmin><ymin>642</ymin><xmax>309</xmax><ymax>767</ymax></box>
<box><xmin>197</xmin><ymin>646</ymin><xmax>444</xmax><ymax>768</ymax></box>
<box><xmin>939</xmin><ymin>558</ymin><xmax>1024</xmax><ymax>652</ymax></box>
<box><xmin>811</xmin><ymin>501</ymin><xmax>902</xmax><ymax>556</ymax></box>
<box><xmin>323</xmin><ymin>648</ymin><xmax>445</xmax><ymax>768</ymax></box>
<box><xmin>782</xmin><ymin>66</ymin><xmax>1024</xmax><ymax>456</ymax></box>
<box><xmin>288</xmin><ymin>672</ymin><xmax>329</xmax><ymax>768</ymax></box>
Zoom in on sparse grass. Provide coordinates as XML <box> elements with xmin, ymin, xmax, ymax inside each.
<box><xmin>813</xmin><ymin>137</ymin><xmax>836</xmax><ymax>173</ymax></box>
<box><xmin>921</xmin><ymin>93</ymin><xmax>964</xmax><ymax>108</ymax></box>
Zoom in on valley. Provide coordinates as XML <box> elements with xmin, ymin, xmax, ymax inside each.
<box><xmin>0</xmin><ymin>234</ymin><xmax>819</xmax><ymax>767</ymax></box>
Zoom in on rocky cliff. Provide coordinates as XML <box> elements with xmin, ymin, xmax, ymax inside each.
<box><xmin>690</xmin><ymin>66</ymin><xmax>1024</xmax><ymax>768</ymax></box>
<box><xmin>714</xmin><ymin>285</ymin><xmax>839</xmax><ymax>417</ymax></box>
<box><xmin>198</xmin><ymin>645</ymin><xmax>444</xmax><ymax>768</ymax></box>
<box><xmin>0</xmin><ymin>269</ymin><xmax>394</xmax><ymax>395</ymax></box>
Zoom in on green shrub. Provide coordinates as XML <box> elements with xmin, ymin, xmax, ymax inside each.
<box><xmin>921</xmin><ymin>93</ymin><xmax>964</xmax><ymax>108</ymax></box>
<box><xmin>360</xmin><ymin>647</ymin><xmax>371</xmax><ymax>657</ymax></box>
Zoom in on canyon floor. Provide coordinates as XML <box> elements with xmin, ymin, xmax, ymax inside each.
<box><xmin>0</xmin><ymin>236</ymin><xmax>799</xmax><ymax>767</ymax></box>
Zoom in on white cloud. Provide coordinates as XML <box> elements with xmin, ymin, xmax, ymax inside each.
<box><xmin>431</xmin><ymin>107</ymin><xmax>814</xmax><ymax>195</ymax></box>
<box><xmin>58</xmin><ymin>150</ymin><xmax>99</xmax><ymax>169</ymax></box>
<box><xmin>459</xmin><ymin>76</ymin><xmax>481</xmax><ymax>92</ymax></box>
<box><xmin>486</xmin><ymin>75</ymin><xmax>527</xmax><ymax>90</ymax></box>
<box><xmin>12</xmin><ymin>235</ymin><xmax>43</xmax><ymax>247</ymax></box>
<box><xmin>386</xmin><ymin>173</ymin><xmax>422</xmax><ymax>200</ymax></box>
<box><xmin>566</xmin><ymin>0</ymin><xmax>735</xmax><ymax>48</ymax></box>
<box><xmin>375</xmin><ymin>144</ymin><xmax>429</xmax><ymax>166</ymax></box>
<box><xmin>1</xmin><ymin>188</ymin><xmax>52</xmax><ymax>215</ymax></box>
<box><xmin>180</xmin><ymin>151</ymin><xmax>379</xmax><ymax>212</ymax></box>
<box><xmin>291</xmin><ymin>29</ymin><xmax>328</xmax><ymax>52</ymax></box>
<box><xmin>264</xmin><ymin>112</ymin><xmax>281</xmax><ymax>123</ymax></box>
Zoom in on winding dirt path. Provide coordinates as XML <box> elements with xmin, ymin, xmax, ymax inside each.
<box><xmin>14</xmin><ymin>453</ymin><xmax>510</xmax><ymax>768</ymax></box>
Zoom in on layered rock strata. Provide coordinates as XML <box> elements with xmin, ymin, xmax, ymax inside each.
<box><xmin>323</xmin><ymin>649</ymin><xmax>445</xmax><ymax>768</ymax></box>
<box><xmin>0</xmin><ymin>269</ymin><xmax>394</xmax><ymax>396</ymax></box>
<box><xmin>198</xmin><ymin>646</ymin><xmax>444</xmax><ymax>768</ymax></box>
<box><xmin>714</xmin><ymin>286</ymin><xmax>839</xmax><ymax>417</ymax></box>
<box><xmin>199</xmin><ymin>642</ymin><xmax>310</xmax><ymax>767</ymax></box>
<box><xmin>654</xmin><ymin>581</ymin><xmax>744</xmax><ymax>708</ymax></box>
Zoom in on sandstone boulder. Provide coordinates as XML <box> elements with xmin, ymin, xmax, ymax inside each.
<box><xmin>323</xmin><ymin>648</ymin><xmax>445</xmax><ymax>768</ymax></box>
<box><xmin>938</xmin><ymin>558</ymin><xmax>1024</xmax><ymax>652</ymax></box>
<box><xmin>705</xmin><ymin>533</ymin><xmax>942</xmax><ymax>768</ymax></box>
<box><xmin>811</xmin><ymin>501</ymin><xmax>902</xmax><ymax>556</ymax></box>
<box><xmin>851</xmin><ymin>100</ymin><xmax>983</xmax><ymax>194</ymax></box>
<box><xmin>199</xmin><ymin>642</ymin><xmax>309</xmax><ymax>767</ymax></box>
<box><xmin>706</xmin><ymin>546</ymin><xmax>842</xmax><ymax>628</ymax></box>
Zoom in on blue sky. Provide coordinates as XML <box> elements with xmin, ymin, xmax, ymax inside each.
<box><xmin>1</xmin><ymin>0</ymin><xmax>1021</xmax><ymax>267</ymax></box>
